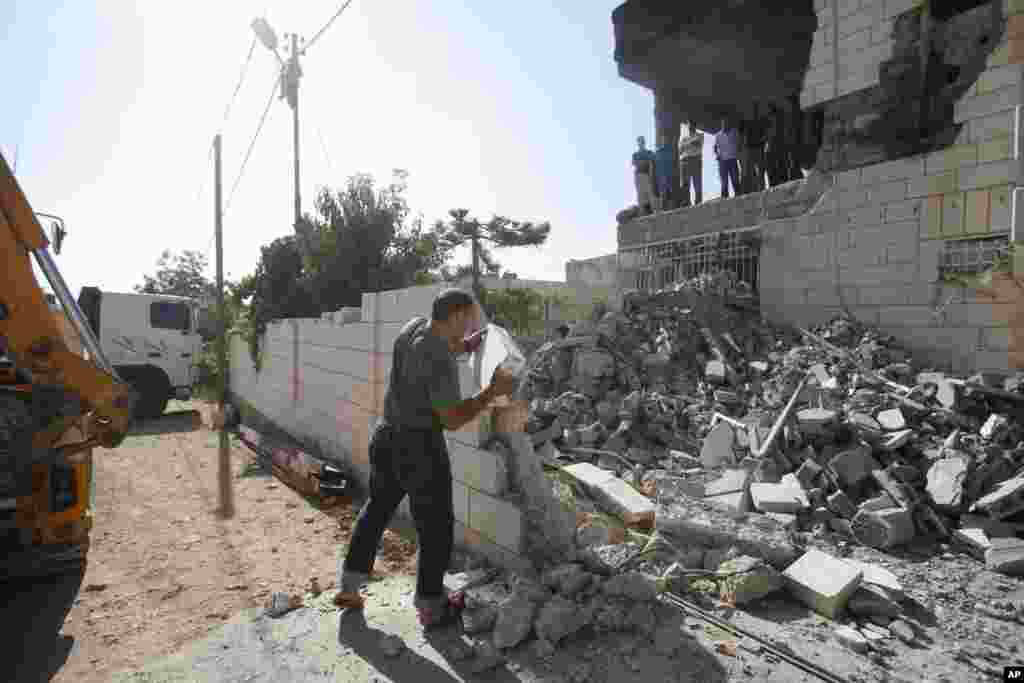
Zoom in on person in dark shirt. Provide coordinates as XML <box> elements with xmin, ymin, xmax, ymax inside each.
<box><xmin>632</xmin><ymin>136</ymin><xmax>656</xmax><ymax>215</ymax></box>
<box><xmin>655</xmin><ymin>138</ymin><xmax>678</xmax><ymax>210</ymax></box>
<box><xmin>741</xmin><ymin>107</ymin><xmax>767</xmax><ymax>193</ymax></box>
<box><xmin>335</xmin><ymin>289</ymin><xmax>516</xmax><ymax>629</ymax></box>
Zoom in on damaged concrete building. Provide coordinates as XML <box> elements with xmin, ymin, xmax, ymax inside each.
<box><xmin>612</xmin><ymin>0</ymin><xmax>1024</xmax><ymax>374</ymax></box>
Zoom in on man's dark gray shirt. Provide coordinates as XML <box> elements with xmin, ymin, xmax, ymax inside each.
<box><xmin>381</xmin><ymin>317</ymin><xmax>462</xmax><ymax>431</ymax></box>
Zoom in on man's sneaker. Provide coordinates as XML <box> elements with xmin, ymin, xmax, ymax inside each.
<box><xmin>416</xmin><ymin>591</ymin><xmax>465</xmax><ymax>630</ymax></box>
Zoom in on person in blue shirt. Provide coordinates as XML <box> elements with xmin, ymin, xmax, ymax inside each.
<box><xmin>655</xmin><ymin>138</ymin><xmax>678</xmax><ymax>211</ymax></box>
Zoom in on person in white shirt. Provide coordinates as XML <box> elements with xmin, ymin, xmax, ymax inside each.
<box><xmin>678</xmin><ymin>121</ymin><xmax>704</xmax><ymax>207</ymax></box>
<box><xmin>713</xmin><ymin>118</ymin><xmax>741</xmax><ymax>199</ymax></box>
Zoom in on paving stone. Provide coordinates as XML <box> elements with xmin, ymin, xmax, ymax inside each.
<box><xmin>700</xmin><ymin>422</ymin><xmax>736</xmax><ymax>468</ymax></box>
<box><xmin>829</xmin><ymin>445</ymin><xmax>880</xmax><ymax>488</ymax></box>
<box><xmin>926</xmin><ymin>455</ymin><xmax>971</xmax><ymax>510</ymax></box>
<box><xmin>783</xmin><ymin>548</ymin><xmax>863</xmax><ymax>619</ymax></box>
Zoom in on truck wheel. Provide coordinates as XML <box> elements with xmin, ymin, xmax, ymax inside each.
<box><xmin>138</xmin><ymin>368</ymin><xmax>171</xmax><ymax>419</ymax></box>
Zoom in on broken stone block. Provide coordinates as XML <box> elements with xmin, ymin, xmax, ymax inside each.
<box><xmin>986</xmin><ymin>538</ymin><xmax>1024</xmax><ymax>576</ymax></box>
<box><xmin>703</xmin><ymin>489</ymin><xmax>752</xmax><ymax>513</ymax></box>
<box><xmin>705</xmin><ymin>360</ymin><xmax>726</xmax><ymax>385</ymax></box>
<box><xmin>889</xmin><ymin>619</ymin><xmax>916</xmax><ymax>644</ymax></box>
<box><xmin>980</xmin><ymin>414</ymin><xmax>1010</xmax><ymax>441</ymax></box>
<box><xmin>876</xmin><ymin>408</ymin><xmax>906</xmax><ymax>431</ymax></box>
<box><xmin>700</xmin><ymin>422</ymin><xmax>736</xmax><ymax>468</ymax></box>
<box><xmin>848</xmin><ymin>412</ymin><xmax>882</xmax><ymax>433</ymax></box>
<box><xmin>829</xmin><ymin>445</ymin><xmax>880</xmax><ymax>488</ymax></box>
<box><xmin>841</xmin><ymin>560</ymin><xmax>903</xmax><ymax>599</ymax></box>
<box><xmin>797</xmin><ymin>408</ymin><xmax>838</xmax><ymax>437</ymax></box>
<box><xmin>834</xmin><ymin>625</ymin><xmax>869</xmax><ymax>654</ymax></box>
<box><xmin>971</xmin><ymin>476</ymin><xmax>1024</xmax><ymax>519</ymax></box>
<box><xmin>795</xmin><ymin>459</ymin><xmax>823</xmax><ymax>489</ymax></box>
<box><xmin>492</xmin><ymin>596</ymin><xmax>537</xmax><ymax>649</ymax></box>
<box><xmin>705</xmin><ymin>469</ymin><xmax>751</xmax><ymax>497</ymax></box>
<box><xmin>827</xmin><ymin>490</ymin><xmax>858</xmax><ymax>520</ymax></box>
<box><xmin>534</xmin><ymin>596</ymin><xmax>588</xmax><ymax>644</ymax></box>
<box><xmin>717</xmin><ymin>556</ymin><xmax>784</xmax><ymax>605</ymax></box>
<box><xmin>764</xmin><ymin>512</ymin><xmax>797</xmax><ymax>529</ymax></box>
<box><xmin>847</xmin><ymin>585</ymin><xmax>903</xmax><ymax>619</ymax></box>
<box><xmin>782</xmin><ymin>549</ymin><xmax>863</xmax><ymax>619</ymax></box>
<box><xmin>953</xmin><ymin>527</ymin><xmax>991</xmax><ymax>560</ymax></box>
<box><xmin>926</xmin><ymin>455</ymin><xmax>971</xmax><ymax>510</ymax></box>
<box><xmin>858</xmin><ymin>493</ymin><xmax>896</xmax><ymax>513</ymax></box>
<box><xmin>562</xmin><ymin>462</ymin><xmax>655</xmax><ymax>526</ymax></box>
<box><xmin>750</xmin><ymin>482</ymin><xmax>809</xmax><ymax>514</ymax></box>
<box><xmin>668</xmin><ymin>450</ymin><xmax>701</xmax><ymax>469</ymax></box>
<box><xmin>917</xmin><ymin>372</ymin><xmax>957</xmax><ymax>409</ymax></box>
<box><xmin>602</xmin><ymin>571</ymin><xmax>658</xmax><ymax>602</ymax></box>
<box><xmin>851</xmin><ymin>507</ymin><xmax>917</xmax><ymax>550</ymax></box>
<box><xmin>880</xmin><ymin>429</ymin><xmax>914</xmax><ymax>451</ymax></box>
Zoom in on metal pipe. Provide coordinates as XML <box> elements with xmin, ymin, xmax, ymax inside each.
<box><xmin>32</xmin><ymin>246</ymin><xmax>117</xmax><ymax>378</ymax></box>
<box><xmin>753</xmin><ymin>372</ymin><xmax>810</xmax><ymax>459</ymax></box>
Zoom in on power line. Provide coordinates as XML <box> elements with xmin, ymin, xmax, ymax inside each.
<box><xmin>224</xmin><ymin>75</ymin><xmax>279</xmax><ymax>216</ymax></box>
<box><xmin>315</xmin><ymin>123</ymin><xmax>334</xmax><ymax>177</ymax></box>
<box><xmin>303</xmin><ymin>0</ymin><xmax>356</xmax><ymax>55</ymax></box>
<box><xmin>221</xmin><ymin>36</ymin><xmax>258</xmax><ymax>129</ymax></box>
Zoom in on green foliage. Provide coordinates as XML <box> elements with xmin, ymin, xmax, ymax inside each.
<box><xmin>136</xmin><ymin>250</ymin><xmax>215</xmax><ymax>299</ymax></box>
<box><xmin>436</xmin><ymin>208</ymin><xmax>551</xmax><ymax>300</ymax></box>
<box><xmin>482</xmin><ymin>287</ymin><xmax>548</xmax><ymax>336</ymax></box>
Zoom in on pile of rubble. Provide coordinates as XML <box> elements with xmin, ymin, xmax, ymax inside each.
<box><xmin>516</xmin><ymin>288</ymin><xmax>1024</xmax><ymax>578</ymax></box>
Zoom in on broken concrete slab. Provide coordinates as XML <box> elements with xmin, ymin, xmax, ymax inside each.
<box><xmin>703</xmin><ymin>489</ymin><xmax>752</xmax><ymax>513</ymax></box>
<box><xmin>985</xmin><ymin>537</ymin><xmax>1024</xmax><ymax>576</ymax></box>
<box><xmin>842</xmin><ymin>559</ymin><xmax>904</xmax><ymax>600</ymax></box>
<box><xmin>750</xmin><ymin>482</ymin><xmax>809</xmax><ymax>514</ymax></box>
<box><xmin>700</xmin><ymin>421</ymin><xmax>736</xmax><ymax>468</ymax></box>
<box><xmin>926</xmin><ymin>455</ymin><xmax>971</xmax><ymax>510</ymax></box>
<box><xmin>829</xmin><ymin>445</ymin><xmax>880</xmax><ymax>488</ymax></box>
<box><xmin>782</xmin><ymin>548</ymin><xmax>863</xmax><ymax>619</ymax></box>
<box><xmin>796</xmin><ymin>407</ymin><xmax>838</xmax><ymax>437</ymax></box>
<box><xmin>971</xmin><ymin>476</ymin><xmax>1024</xmax><ymax>519</ymax></box>
<box><xmin>953</xmin><ymin>527</ymin><xmax>992</xmax><ymax>560</ymax></box>
<box><xmin>561</xmin><ymin>462</ymin><xmax>655</xmax><ymax>526</ymax></box>
<box><xmin>704</xmin><ymin>468</ymin><xmax>751</xmax><ymax>497</ymax></box>
<box><xmin>655</xmin><ymin>501</ymin><xmax>805</xmax><ymax>570</ymax></box>
<box><xmin>980</xmin><ymin>414</ymin><xmax>1010</xmax><ymax>441</ymax></box>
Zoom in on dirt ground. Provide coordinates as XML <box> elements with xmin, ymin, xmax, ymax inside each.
<box><xmin>8</xmin><ymin>400</ymin><xmax>416</xmax><ymax>683</ymax></box>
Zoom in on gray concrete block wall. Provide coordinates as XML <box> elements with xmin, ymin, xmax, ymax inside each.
<box><xmin>229</xmin><ymin>282</ymin><xmax>534</xmax><ymax>571</ymax></box>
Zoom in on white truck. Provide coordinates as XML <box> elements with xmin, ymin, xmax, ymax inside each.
<box><xmin>76</xmin><ymin>287</ymin><xmax>209</xmax><ymax>419</ymax></box>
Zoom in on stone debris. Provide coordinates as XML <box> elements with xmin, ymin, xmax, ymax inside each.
<box><xmin>492</xmin><ymin>596</ymin><xmax>538</xmax><ymax>650</ymax></box>
<box><xmin>834</xmin><ymin>624</ymin><xmax>870</xmax><ymax>653</ymax></box>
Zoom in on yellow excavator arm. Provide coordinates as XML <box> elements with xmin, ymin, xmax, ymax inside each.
<box><xmin>0</xmin><ymin>151</ymin><xmax>135</xmax><ymax>457</ymax></box>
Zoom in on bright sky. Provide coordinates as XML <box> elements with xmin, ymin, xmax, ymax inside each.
<box><xmin>3</xmin><ymin>0</ymin><xmax>725</xmax><ymax>297</ymax></box>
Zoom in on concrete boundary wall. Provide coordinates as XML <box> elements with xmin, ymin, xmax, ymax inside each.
<box><xmin>230</xmin><ymin>282</ymin><xmax>534</xmax><ymax>572</ymax></box>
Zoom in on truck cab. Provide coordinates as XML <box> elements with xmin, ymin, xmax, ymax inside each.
<box><xmin>77</xmin><ymin>287</ymin><xmax>204</xmax><ymax>419</ymax></box>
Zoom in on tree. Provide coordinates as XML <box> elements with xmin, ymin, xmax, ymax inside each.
<box><xmin>484</xmin><ymin>287</ymin><xmax>545</xmax><ymax>336</ymax></box>
<box><xmin>245</xmin><ymin>235</ymin><xmax>318</xmax><ymax>366</ymax></box>
<box><xmin>437</xmin><ymin>209</ymin><xmax>551</xmax><ymax>303</ymax></box>
<box><xmin>136</xmin><ymin>250</ymin><xmax>214</xmax><ymax>300</ymax></box>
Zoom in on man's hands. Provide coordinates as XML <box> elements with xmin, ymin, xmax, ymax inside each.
<box><xmin>463</xmin><ymin>327</ymin><xmax>487</xmax><ymax>354</ymax></box>
<box><xmin>488</xmin><ymin>366</ymin><xmax>517</xmax><ymax>397</ymax></box>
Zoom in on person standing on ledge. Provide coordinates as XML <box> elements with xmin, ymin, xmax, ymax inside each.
<box><xmin>632</xmin><ymin>136</ymin><xmax>656</xmax><ymax>215</ymax></box>
<box><xmin>334</xmin><ymin>289</ymin><xmax>517</xmax><ymax>629</ymax></box>
<box><xmin>713</xmin><ymin>118</ymin><xmax>741</xmax><ymax>199</ymax></box>
<box><xmin>678</xmin><ymin>121</ymin><xmax>704</xmax><ymax>207</ymax></box>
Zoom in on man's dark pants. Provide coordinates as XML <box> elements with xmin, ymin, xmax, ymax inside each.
<box><xmin>718</xmin><ymin>158</ymin><xmax>740</xmax><ymax>198</ymax></box>
<box><xmin>341</xmin><ymin>423</ymin><xmax>453</xmax><ymax>608</ymax></box>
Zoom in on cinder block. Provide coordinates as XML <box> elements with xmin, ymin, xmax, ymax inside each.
<box><xmin>922</xmin><ymin>194</ymin><xmax>944</xmax><ymax>238</ymax></box>
<box><xmin>467</xmin><ymin>488</ymin><xmax>524</xmax><ymax>552</ymax></box>
<box><xmin>978</xmin><ymin>65</ymin><xmax>1023</xmax><ymax>95</ymax></box>
<box><xmin>965</xmin><ymin>188</ymin><xmax>992</xmax><ymax>235</ymax></box>
<box><xmin>452</xmin><ymin>480</ymin><xmax>470</xmax><ymax>525</ymax></box>
<box><xmin>448</xmin><ymin>439</ymin><xmax>508</xmax><ymax>497</ymax></box>
<box><xmin>783</xmin><ymin>548</ymin><xmax>863</xmax><ymax>619</ymax></box>
<box><xmin>985</xmin><ymin>327</ymin><xmax>1012</xmax><ymax>351</ymax></box>
<box><xmin>989</xmin><ymin>41</ymin><xmax>1012</xmax><ymax>68</ymax></box>
<box><xmin>925</xmin><ymin>144</ymin><xmax>979</xmax><ymax>175</ymax></box>
<box><xmin>942</xmin><ymin>193</ymin><xmax>966</xmax><ymax>237</ymax></box>
<box><xmin>861</xmin><ymin>157</ymin><xmax>926</xmax><ymax>185</ymax></box>
<box><xmin>562</xmin><ymin>462</ymin><xmax>656</xmax><ymax>525</ymax></box>
<box><xmin>883</xmin><ymin>198</ymin><xmax>921</xmax><ymax>223</ymax></box>
<box><xmin>838</xmin><ymin>0</ymin><xmax>862</xmax><ymax>18</ymax></box>
<box><xmin>969</xmin><ymin>110</ymin><xmax>1016</xmax><ymax>145</ymax></box>
<box><xmin>750</xmin><ymin>482</ymin><xmax>810</xmax><ymax>513</ymax></box>
<box><xmin>838</xmin><ymin>6</ymin><xmax>875</xmax><ymax>37</ymax></box>
<box><xmin>954</xmin><ymin>83</ymin><xmax>1021</xmax><ymax>124</ymax></box>
<box><xmin>959</xmin><ymin>159</ymin><xmax>1017</xmax><ymax>192</ymax></box>
<box><xmin>990</xmin><ymin>185</ymin><xmax>1013</xmax><ymax>232</ymax></box>
<box><xmin>453</xmin><ymin>521</ymin><xmax>532</xmax><ymax>574</ymax></box>
<box><xmin>869</xmin><ymin>179</ymin><xmax>908</xmax><ymax>204</ymax></box>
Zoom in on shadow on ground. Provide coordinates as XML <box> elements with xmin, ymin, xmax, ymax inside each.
<box><xmin>129</xmin><ymin>410</ymin><xmax>202</xmax><ymax>437</ymax></box>
<box><xmin>0</xmin><ymin>568</ymin><xmax>83</xmax><ymax>683</ymax></box>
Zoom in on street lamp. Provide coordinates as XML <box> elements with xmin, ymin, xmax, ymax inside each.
<box><xmin>251</xmin><ymin>17</ymin><xmax>303</xmax><ymax>231</ymax></box>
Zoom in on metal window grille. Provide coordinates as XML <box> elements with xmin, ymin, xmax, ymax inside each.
<box><xmin>621</xmin><ymin>228</ymin><xmax>760</xmax><ymax>292</ymax></box>
<box><xmin>939</xmin><ymin>235</ymin><xmax>1010</xmax><ymax>276</ymax></box>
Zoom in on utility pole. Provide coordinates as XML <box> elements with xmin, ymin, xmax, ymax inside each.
<box><xmin>214</xmin><ymin>134</ymin><xmax>234</xmax><ymax>519</ymax></box>
<box><xmin>289</xmin><ymin>33</ymin><xmax>302</xmax><ymax>230</ymax></box>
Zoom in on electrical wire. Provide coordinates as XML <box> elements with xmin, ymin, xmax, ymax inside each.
<box><xmin>302</xmin><ymin>0</ymin><xmax>356</xmax><ymax>55</ymax></box>
<box><xmin>221</xmin><ymin>36</ymin><xmax>258</xmax><ymax>129</ymax></box>
<box><xmin>316</xmin><ymin>123</ymin><xmax>334</xmax><ymax>177</ymax></box>
<box><xmin>224</xmin><ymin>75</ymin><xmax>279</xmax><ymax>216</ymax></box>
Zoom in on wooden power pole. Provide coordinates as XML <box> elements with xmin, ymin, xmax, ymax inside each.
<box><xmin>214</xmin><ymin>134</ymin><xmax>234</xmax><ymax>519</ymax></box>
